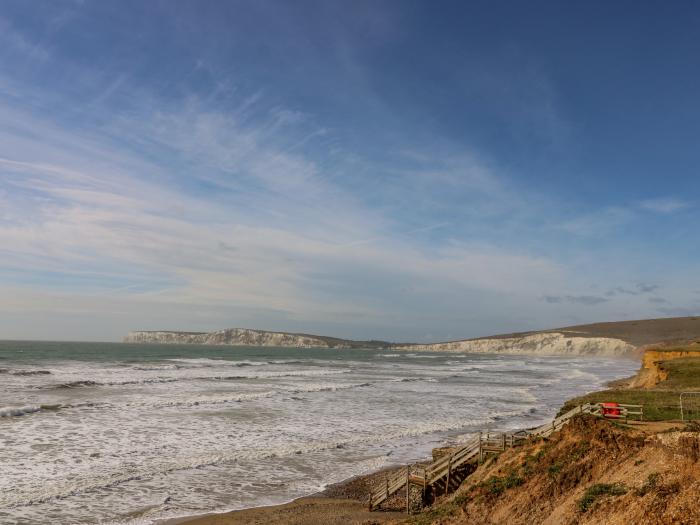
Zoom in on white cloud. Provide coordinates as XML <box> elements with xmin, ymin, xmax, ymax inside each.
<box><xmin>0</xmin><ymin>87</ymin><xmax>579</xmax><ymax>341</ymax></box>
<box><xmin>640</xmin><ymin>197</ymin><xmax>689</xmax><ymax>214</ymax></box>
<box><xmin>558</xmin><ymin>206</ymin><xmax>634</xmax><ymax>237</ymax></box>
<box><xmin>1</xmin><ymin>70</ymin><xmax>694</xmax><ymax>342</ymax></box>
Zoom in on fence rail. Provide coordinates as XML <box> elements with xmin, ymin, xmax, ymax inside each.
<box><xmin>680</xmin><ymin>392</ymin><xmax>700</xmax><ymax>421</ymax></box>
<box><xmin>588</xmin><ymin>403</ymin><xmax>644</xmax><ymax>422</ymax></box>
<box><xmin>368</xmin><ymin>401</ymin><xmax>651</xmax><ymax>512</ymax></box>
<box><xmin>369</xmin><ymin>403</ymin><xmax>603</xmax><ymax>511</ymax></box>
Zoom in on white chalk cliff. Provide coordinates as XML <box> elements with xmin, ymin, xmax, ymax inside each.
<box><xmin>124</xmin><ymin>328</ymin><xmax>635</xmax><ymax>357</ymax></box>
<box><xmin>123</xmin><ymin>328</ymin><xmax>355</xmax><ymax>348</ymax></box>
<box><xmin>394</xmin><ymin>332</ymin><xmax>635</xmax><ymax>357</ymax></box>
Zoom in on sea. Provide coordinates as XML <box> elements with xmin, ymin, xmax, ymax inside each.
<box><xmin>0</xmin><ymin>340</ymin><xmax>639</xmax><ymax>525</ymax></box>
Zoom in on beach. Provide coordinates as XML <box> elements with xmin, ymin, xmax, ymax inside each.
<box><xmin>0</xmin><ymin>341</ymin><xmax>637</xmax><ymax>524</ymax></box>
<box><xmin>170</xmin><ymin>467</ymin><xmax>407</xmax><ymax>524</ymax></box>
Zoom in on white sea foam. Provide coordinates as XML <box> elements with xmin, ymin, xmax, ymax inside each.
<box><xmin>146</xmin><ymin>391</ymin><xmax>278</xmax><ymax>408</ymax></box>
<box><xmin>0</xmin><ymin>405</ymin><xmax>41</xmax><ymax>417</ymax></box>
<box><xmin>0</xmin><ymin>346</ymin><xmax>639</xmax><ymax>525</ymax></box>
<box><xmin>282</xmin><ymin>382</ymin><xmax>373</xmax><ymax>394</ymax></box>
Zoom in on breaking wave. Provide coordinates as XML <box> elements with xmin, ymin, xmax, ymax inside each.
<box><xmin>0</xmin><ymin>405</ymin><xmax>41</xmax><ymax>417</ymax></box>
<box><xmin>10</xmin><ymin>369</ymin><xmax>52</xmax><ymax>376</ymax></box>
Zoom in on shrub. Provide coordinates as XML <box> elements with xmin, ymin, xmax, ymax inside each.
<box><xmin>453</xmin><ymin>493</ymin><xmax>469</xmax><ymax>506</ymax></box>
<box><xmin>547</xmin><ymin>463</ymin><xmax>562</xmax><ymax>476</ymax></box>
<box><xmin>578</xmin><ymin>483</ymin><xmax>627</xmax><ymax>512</ymax></box>
<box><xmin>636</xmin><ymin>473</ymin><xmax>659</xmax><ymax>496</ymax></box>
<box><xmin>683</xmin><ymin>420</ymin><xmax>700</xmax><ymax>432</ymax></box>
<box><xmin>482</xmin><ymin>471</ymin><xmax>524</xmax><ymax>496</ymax></box>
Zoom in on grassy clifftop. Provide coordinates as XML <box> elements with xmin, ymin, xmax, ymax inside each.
<box><xmin>560</xmin><ymin>342</ymin><xmax>700</xmax><ymax>421</ymax></box>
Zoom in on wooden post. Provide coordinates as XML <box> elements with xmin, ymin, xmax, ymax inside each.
<box><xmin>502</xmin><ymin>433</ymin><xmax>506</xmax><ymax>450</ymax></box>
<box><xmin>368</xmin><ymin>493</ymin><xmax>372</xmax><ymax>511</ymax></box>
<box><xmin>406</xmin><ymin>467</ymin><xmax>410</xmax><ymax>514</ymax></box>
<box><xmin>479</xmin><ymin>432</ymin><xmax>483</xmax><ymax>463</ymax></box>
<box><xmin>385</xmin><ymin>477</ymin><xmax>389</xmax><ymax>505</ymax></box>
<box><xmin>422</xmin><ymin>469</ymin><xmax>427</xmax><ymax>510</ymax></box>
<box><xmin>446</xmin><ymin>454</ymin><xmax>452</xmax><ymax>495</ymax></box>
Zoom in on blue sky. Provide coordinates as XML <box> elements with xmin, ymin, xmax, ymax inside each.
<box><xmin>1</xmin><ymin>0</ymin><xmax>699</xmax><ymax>342</ymax></box>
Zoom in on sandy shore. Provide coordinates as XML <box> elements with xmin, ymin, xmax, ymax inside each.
<box><xmin>172</xmin><ymin>497</ymin><xmax>403</xmax><ymax>525</ymax></box>
<box><xmin>168</xmin><ymin>466</ymin><xmax>408</xmax><ymax>525</ymax></box>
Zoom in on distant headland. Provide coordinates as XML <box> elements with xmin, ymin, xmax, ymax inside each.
<box><xmin>124</xmin><ymin>316</ymin><xmax>700</xmax><ymax>358</ymax></box>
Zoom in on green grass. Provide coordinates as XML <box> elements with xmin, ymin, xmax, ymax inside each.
<box><xmin>648</xmin><ymin>343</ymin><xmax>700</xmax><ymax>353</ymax></box>
<box><xmin>657</xmin><ymin>358</ymin><xmax>700</xmax><ymax>390</ymax></box>
<box><xmin>636</xmin><ymin>473</ymin><xmax>659</xmax><ymax>496</ymax></box>
<box><xmin>547</xmin><ymin>463</ymin><xmax>562</xmax><ymax>476</ymax></box>
<box><xmin>559</xmin><ymin>356</ymin><xmax>700</xmax><ymax>421</ymax></box>
<box><xmin>406</xmin><ymin>502</ymin><xmax>459</xmax><ymax>524</ymax></box>
<box><xmin>578</xmin><ymin>483</ymin><xmax>628</xmax><ymax>512</ymax></box>
<box><xmin>481</xmin><ymin>471</ymin><xmax>524</xmax><ymax>496</ymax></box>
<box><xmin>560</xmin><ymin>389</ymin><xmax>684</xmax><ymax>420</ymax></box>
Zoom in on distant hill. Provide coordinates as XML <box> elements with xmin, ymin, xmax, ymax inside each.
<box><xmin>124</xmin><ymin>316</ymin><xmax>700</xmax><ymax>358</ymax></box>
<box><xmin>123</xmin><ymin>327</ymin><xmax>389</xmax><ymax>349</ymax></box>
<box><xmin>408</xmin><ymin>316</ymin><xmax>700</xmax><ymax>347</ymax></box>
<box><xmin>551</xmin><ymin>316</ymin><xmax>700</xmax><ymax>346</ymax></box>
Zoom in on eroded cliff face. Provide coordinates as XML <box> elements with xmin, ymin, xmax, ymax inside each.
<box><xmin>123</xmin><ymin>329</ymin><xmax>348</xmax><ymax>348</ymax></box>
<box><xmin>394</xmin><ymin>332</ymin><xmax>636</xmax><ymax>358</ymax></box>
<box><xmin>630</xmin><ymin>345</ymin><xmax>700</xmax><ymax>388</ymax></box>
<box><xmin>426</xmin><ymin>416</ymin><xmax>700</xmax><ymax>525</ymax></box>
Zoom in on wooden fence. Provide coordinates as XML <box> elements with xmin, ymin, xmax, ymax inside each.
<box><xmin>368</xmin><ymin>402</ymin><xmax>631</xmax><ymax>512</ymax></box>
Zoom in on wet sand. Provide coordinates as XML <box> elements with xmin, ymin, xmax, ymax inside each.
<box><xmin>173</xmin><ymin>497</ymin><xmax>403</xmax><ymax>525</ymax></box>
<box><xmin>170</xmin><ymin>466</ymin><xmax>407</xmax><ymax>525</ymax></box>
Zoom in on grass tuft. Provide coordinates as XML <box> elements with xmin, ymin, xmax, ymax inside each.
<box><xmin>578</xmin><ymin>483</ymin><xmax>627</xmax><ymax>512</ymax></box>
<box><xmin>636</xmin><ymin>472</ymin><xmax>659</xmax><ymax>496</ymax></box>
<box><xmin>481</xmin><ymin>471</ymin><xmax>524</xmax><ymax>496</ymax></box>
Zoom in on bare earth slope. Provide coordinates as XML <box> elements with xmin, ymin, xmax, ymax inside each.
<box><xmin>402</xmin><ymin>416</ymin><xmax>700</xmax><ymax>525</ymax></box>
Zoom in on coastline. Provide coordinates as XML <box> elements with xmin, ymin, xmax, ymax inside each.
<box><xmin>161</xmin><ymin>466</ymin><xmax>408</xmax><ymax>525</ymax></box>
<box><xmin>163</xmin><ymin>362</ymin><xmax>642</xmax><ymax>525</ymax></box>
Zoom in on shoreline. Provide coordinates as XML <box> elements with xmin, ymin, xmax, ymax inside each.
<box><xmin>161</xmin><ymin>465</ymin><xmax>408</xmax><ymax>525</ymax></box>
<box><xmin>163</xmin><ymin>369</ymin><xmax>641</xmax><ymax>525</ymax></box>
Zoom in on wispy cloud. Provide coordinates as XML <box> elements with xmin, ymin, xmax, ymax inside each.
<box><xmin>0</xmin><ymin>16</ymin><xmax>50</xmax><ymax>62</ymax></box>
<box><xmin>606</xmin><ymin>283</ymin><xmax>660</xmax><ymax>297</ymax></box>
<box><xmin>640</xmin><ymin>197</ymin><xmax>689</xmax><ymax>214</ymax></box>
<box><xmin>558</xmin><ymin>207</ymin><xmax>634</xmax><ymax>237</ymax></box>
<box><xmin>1</xmin><ymin>2</ymin><xmax>699</xmax><ymax>341</ymax></box>
<box><xmin>0</xmin><ymin>82</ymin><xmax>572</xmax><ymax>340</ymax></box>
<box><xmin>541</xmin><ymin>295</ymin><xmax>608</xmax><ymax>306</ymax></box>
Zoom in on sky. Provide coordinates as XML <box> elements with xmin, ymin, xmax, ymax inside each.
<box><xmin>1</xmin><ymin>0</ymin><xmax>699</xmax><ymax>342</ymax></box>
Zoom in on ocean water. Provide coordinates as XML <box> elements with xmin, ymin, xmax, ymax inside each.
<box><xmin>0</xmin><ymin>341</ymin><xmax>638</xmax><ymax>524</ymax></box>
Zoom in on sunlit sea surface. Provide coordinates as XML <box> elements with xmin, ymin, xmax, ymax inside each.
<box><xmin>0</xmin><ymin>341</ymin><xmax>638</xmax><ymax>524</ymax></box>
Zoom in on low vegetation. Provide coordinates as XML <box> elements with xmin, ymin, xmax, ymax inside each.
<box><xmin>479</xmin><ymin>471</ymin><xmax>524</xmax><ymax>496</ymax></box>
<box><xmin>636</xmin><ymin>472</ymin><xmax>659</xmax><ymax>496</ymax></box>
<box><xmin>560</xmin><ymin>353</ymin><xmax>700</xmax><ymax>421</ymax></box>
<box><xmin>577</xmin><ymin>483</ymin><xmax>628</xmax><ymax>512</ymax></box>
<box><xmin>560</xmin><ymin>389</ymin><xmax>683</xmax><ymax>420</ymax></box>
<box><xmin>656</xmin><ymin>356</ymin><xmax>700</xmax><ymax>389</ymax></box>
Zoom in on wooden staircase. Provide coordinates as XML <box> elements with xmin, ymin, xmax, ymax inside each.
<box><xmin>368</xmin><ymin>403</ymin><xmax>595</xmax><ymax>511</ymax></box>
